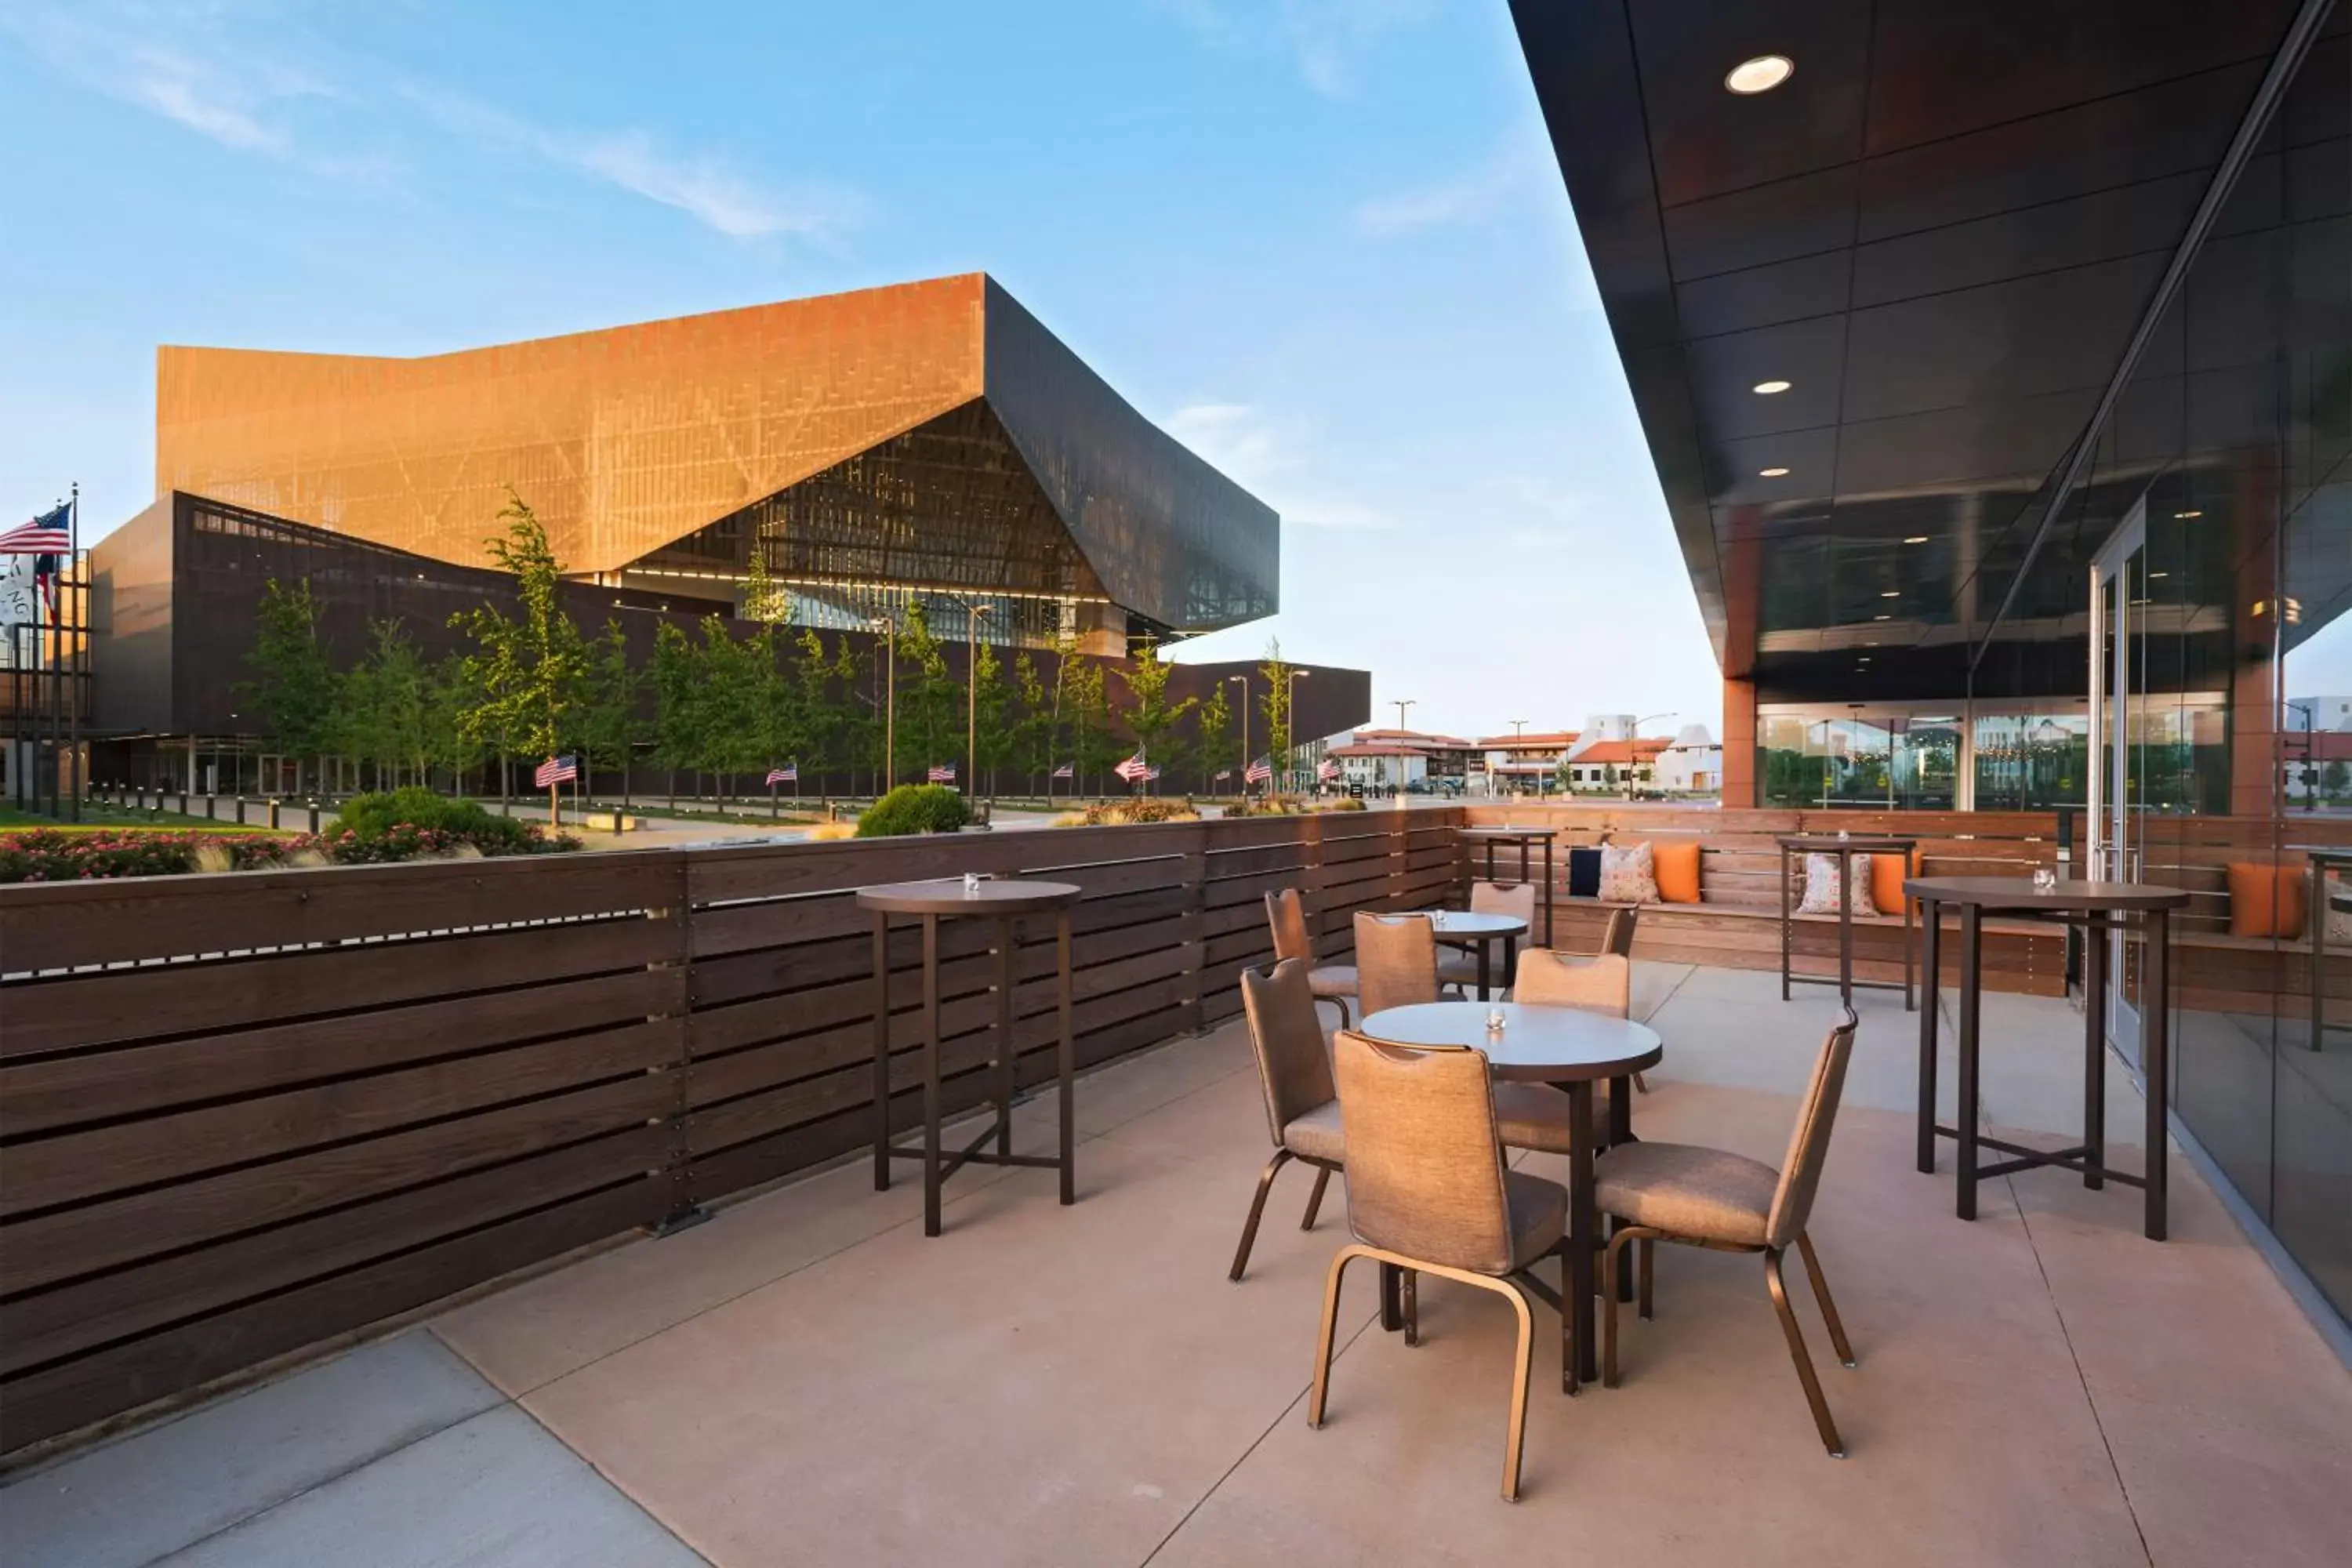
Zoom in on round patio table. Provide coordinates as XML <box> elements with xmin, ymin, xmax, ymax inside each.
<box><xmin>1421</xmin><ymin>908</ymin><xmax>1528</xmax><ymax>1000</ymax></box>
<box><xmin>859</xmin><ymin>877</ymin><xmax>1080</xmax><ymax>1238</ymax></box>
<box><xmin>1907</xmin><ymin>876</ymin><xmax>2187</xmax><ymax>1241</ymax></box>
<box><xmin>1360</xmin><ymin>1000</ymin><xmax>1662</xmax><ymax>1392</ymax></box>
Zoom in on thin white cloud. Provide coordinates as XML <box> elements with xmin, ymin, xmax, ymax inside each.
<box><xmin>1167</xmin><ymin>402</ymin><xmax>1392</xmax><ymax>530</ymax></box>
<box><xmin>1154</xmin><ymin>0</ymin><xmax>1435</xmax><ymax>99</ymax></box>
<box><xmin>1355</xmin><ymin>132</ymin><xmax>1548</xmax><ymax>237</ymax></box>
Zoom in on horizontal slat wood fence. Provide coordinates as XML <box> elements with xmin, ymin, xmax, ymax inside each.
<box><xmin>0</xmin><ymin>808</ymin><xmax>1461</xmax><ymax>1456</ymax></box>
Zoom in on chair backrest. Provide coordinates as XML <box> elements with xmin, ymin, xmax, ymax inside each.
<box><xmin>1601</xmin><ymin>905</ymin><xmax>1639</xmax><ymax>957</ymax></box>
<box><xmin>1353</xmin><ymin>912</ymin><xmax>1439</xmax><ymax>1016</ymax></box>
<box><xmin>1239</xmin><ymin>959</ymin><xmax>1338</xmax><ymax>1148</ymax></box>
<box><xmin>1330</xmin><ymin>1029</ymin><xmax>1515</xmax><ymax>1274</ymax></box>
<box><xmin>1765</xmin><ymin>1013</ymin><xmax>1859</xmax><ymax>1248</ymax></box>
<box><xmin>1511</xmin><ymin>950</ymin><xmax>1630</xmax><ymax>1017</ymax></box>
<box><xmin>1469</xmin><ymin>880</ymin><xmax>1537</xmax><ymax>929</ymax></box>
<box><xmin>1265</xmin><ymin>887</ymin><xmax>1314</xmax><ymax>966</ymax></box>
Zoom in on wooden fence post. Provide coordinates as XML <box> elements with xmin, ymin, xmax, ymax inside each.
<box><xmin>656</xmin><ymin>848</ymin><xmax>705</xmax><ymax>1234</ymax></box>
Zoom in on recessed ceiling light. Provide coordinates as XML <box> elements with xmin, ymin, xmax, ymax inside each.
<box><xmin>1880</xmin><ymin>590</ymin><xmax>1900</xmax><ymax>598</ymax></box>
<box><xmin>1904</xmin><ymin>535</ymin><xmax>1929</xmax><ymax>545</ymax></box>
<box><xmin>1759</xmin><ymin>466</ymin><xmax>1790</xmax><ymax>477</ymax></box>
<box><xmin>1874</xmin><ymin>614</ymin><xmax>1891</xmax><ymax>621</ymax></box>
<box><xmin>1725</xmin><ymin>55</ymin><xmax>1794</xmax><ymax>95</ymax></box>
<box><xmin>2150</xmin><ymin>571</ymin><xmax>2169</xmax><ymax>579</ymax></box>
<box><xmin>2175</xmin><ymin>510</ymin><xmax>2203</xmax><ymax>519</ymax></box>
<box><xmin>1752</xmin><ymin>379</ymin><xmax>1791</xmax><ymax>395</ymax></box>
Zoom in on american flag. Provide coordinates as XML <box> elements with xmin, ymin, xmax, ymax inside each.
<box><xmin>1317</xmin><ymin>757</ymin><xmax>1341</xmax><ymax>782</ymax></box>
<box><xmin>767</xmin><ymin>764</ymin><xmax>797</xmax><ymax>785</ymax></box>
<box><xmin>1051</xmin><ymin>760</ymin><xmax>1074</xmax><ymax>779</ymax></box>
<box><xmin>1214</xmin><ymin>768</ymin><xmax>1232</xmax><ymax>782</ymax></box>
<box><xmin>535</xmin><ymin>755</ymin><xmax>578</xmax><ymax>788</ymax></box>
<box><xmin>1112</xmin><ymin>751</ymin><xmax>1151</xmax><ymax>783</ymax></box>
<box><xmin>927</xmin><ymin>762</ymin><xmax>956</xmax><ymax>783</ymax></box>
<box><xmin>0</xmin><ymin>506</ymin><xmax>71</xmax><ymax>554</ymax></box>
<box><xmin>1245</xmin><ymin>757</ymin><xmax>1272</xmax><ymax>785</ymax></box>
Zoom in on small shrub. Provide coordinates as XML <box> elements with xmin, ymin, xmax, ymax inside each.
<box><xmin>1057</xmin><ymin>797</ymin><xmax>1200</xmax><ymax>826</ymax></box>
<box><xmin>1322</xmin><ymin>797</ymin><xmax>1368</xmax><ymax>812</ymax></box>
<box><xmin>855</xmin><ymin>784</ymin><xmax>972</xmax><ymax>837</ymax></box>
<box><xmin>0</xmin><ymin>829</ymin><xmax>304</xmax><ymax>883</ymax></box>
<box><xmin>333</xmin><ymin>788</ymin><xmax>573</xmax><ymax>857</ymax></box>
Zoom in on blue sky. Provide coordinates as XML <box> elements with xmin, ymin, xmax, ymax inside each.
<box><xmin>0</xmin><ymin>0</ymin><xmax>1723</xmax><ymax>742</ymax></box>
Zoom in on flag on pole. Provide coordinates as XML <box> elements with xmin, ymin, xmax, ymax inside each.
<box><xmin>1317</xmin><ymin>757</ymin><xmax>1341</xmax><ymax>782</ymax></box>
<box><xmin>1214</xmin><ymin>768</ymin><xmax>1232</xmax><ymax>782</ymax></box>
<box><xmin>1113</xmin><ymin>751</ymin><xmax>1151</xmax><ymax>783</ymax></box>
<box><xmin>1244</xmin><ymin>757</ymin><xmax>1272</xmax><ymax>786</ymax></box>
<box><xmin>1051</xmin><ymin>760</ymin><xmax>1074</xmax><ymax>779</ymax></box>
<box><xmin>535</xmin><ymin>755</ymin><xmax>579</xmax><ymax>788</ymax></box>
<box><xmin>767</xmin><ymin>764</ymin><xmax>797</xmax><ymax>785</ymax></box>
<box><xmin>0</xmin><ymin>506</ymin><xmax>71</xmax><ymax>554</ymax></box>
<box><xmin>927</xmin><ymin>762</ymin><xmax>957</xmax><ymax>783</ymax></box>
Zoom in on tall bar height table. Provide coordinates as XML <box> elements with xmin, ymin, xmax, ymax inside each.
<box><xmin>1909</xmin><ymin>877</ymin><xmax>2188</xmax><ymax>1241</ymax></box>
<box><xmin>1459</xmin><ymin>826</ymin><xmax>1556</xmax><ymax>947</ymax></box>
<box><xmin>1778</xmin><ymin>834</ymin><xmax>1915</xmax><ymax>1010</ymax></box>
<box><xmin>862</xmin><ymin>877</ymin><xmax>1080</xmax><ymax>1237</ymax></box>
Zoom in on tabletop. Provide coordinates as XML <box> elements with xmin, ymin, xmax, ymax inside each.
<box><xmin>855</xmin><ymin>877</ymin><xmax>1083</xmax><ymax>916</ymax></box>
<box><xmin>1421</xmin><ymin>909</ymin><xmax>1527</xmax><ymax>938</ymax></box>
<box><xmin>1903</xmin><ymin>876</ymin><xmax>2190</xmax><ymax>913</ymax></box>
<box><xmin>1358</xmin><ymin>1001</ymin><xmax>1663</xmax><ymax>1082</ymax></box>
<box><xmin>1777</xmin><ymin>833</ymin><xmax>1917</xmax><ymax>851</ymax></box>
<box><xmin>1457</xmin><ymin>826</ymin><xmax>1556</xmax><ymax>840</ymax></box>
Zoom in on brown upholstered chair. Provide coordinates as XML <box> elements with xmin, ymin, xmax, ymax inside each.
<box><xmin>1597</xmin><ymin>1012</ymin><xmax>1861</xmax><ymax>1457</ymax></box>
<box><xmin>1515</xmin><ymin>948</ymin><xmax>1648</xmax><ymax>1094</ymax></box>
<box><xmin>1231</xmin><ymin>959</ymin><xmax>1348</xmax><ymax>1280</ymax></box>
<box><xmin>1438</xmin><ymin>880</ymin><xmax>1537</xmax><ymax>991</ymax></box>
<box><xmin>1600</xmin><ymin>905</ymin><xmax>1639</xmax><ymax>958</ymax></box>
<box><xmin>1265</xmin><ymin>887</ymin><xmax>1358</xmax><ymax>1027</ymax></box>
<box><xmin>1350</xmin><ymin>916</ymin><xmax>1588</xmax><ymax>1159</ymax></box>
<box><xmin>1310</xmin><ymin>1029</ymin><xmax>1568</xmax><ymax>1502</ymax></box>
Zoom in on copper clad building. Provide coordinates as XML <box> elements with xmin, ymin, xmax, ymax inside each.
<box><xmin>154</xmin><ymin>273</ymin><xmax>1279</xmax><ymax>652</ymax></box>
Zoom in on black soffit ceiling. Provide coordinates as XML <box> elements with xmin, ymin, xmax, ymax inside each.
<box><xmin>1511</xmin><ymin>0</ymin><xmax>2324</xmax><ymax>693</ymax></box>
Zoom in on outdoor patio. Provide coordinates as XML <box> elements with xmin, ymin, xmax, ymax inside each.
<box><xmin>6</xmin><ymin>962</ymin><xmax>2347</xmax><ymax>1568</ymax></box>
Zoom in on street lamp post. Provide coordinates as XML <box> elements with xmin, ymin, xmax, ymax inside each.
<box><xmin>1509</xmin><ymin>718</ymin><xmax>1528</xmax><ymax>797</ymax></box>
<box><xmin>964</xmin><ymin>602</ymin><xmax>992</xmax><ymax>802</ymax></box>
<box><xmin>1392</xmin><ymin>698</ymin><xmax>1416</xmax><ymax>732</ymax></box>
<box><xmin>1287</xmin><ymin>669</ymin><xmax>1311</xmax><ymax>791</ymax></box>
<box><xmin>868</xmin><ymin>615</ymin><xmax>896</xmax><ymax>796</ymax></box>
<box><xmin>1228</xmin><ymin>674</ymin><xmax>1249</xmax><ymax>796</ymax></box>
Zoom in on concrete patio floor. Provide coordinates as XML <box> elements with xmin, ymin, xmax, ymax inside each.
<box><xmin>6</xmin><ymin>964</ymin><xmax>2350</xmax><ymax>1567</ymax></box>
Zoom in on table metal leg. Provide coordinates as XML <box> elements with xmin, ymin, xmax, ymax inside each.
<box><xmin>1380</xmin><ymin>1261</ymin><xmax>1404</xmax><ymax>1331</ymax></box>
<box><xmin>1780</xmin><ymin>845</ymin><xmax>1793</xmax><ymax>1001</ymax></box>
<box><xmin>872</xmin><ymin>911</ymin><xmax>892</xmax><ymax>1191</ymax></box>
<box><xmin>1543</xmin><ymin>840</ymin><xmax>1555</xmax><ymax>948</ymax></box>
<box><xmin>2084</xmin><ymin>914</ymin><xmax>2107</xmax><ymax>1191</ymax></box>
<box><xmin>2143</xmin><ymin>908</ymin><xmax>2169</xmax><ymax>1241</ymax></box>
<box><xmin>1477</xmin><ymin>942</ymin><xmax>1492</xmax><ymax>1001</ymax></box>
<box><xmin>1903</xmin><ymin>868</ymin><xmax>1915</xmax><ymax>1011</ymax></box>
<box><xmin>1838</xmin><ymin>848</ymin><xmax>1855</xmax><ymax>1007</ymax></box>
<box><xmin>1567</xmin><ymin>1080</ymin><xmax>1598</xmax><ymax>1392</ymax></box>
<box><xmin>1503</xmin><ymin>933</ymin><xmax>1519</xmax><ymax>991</ymax></box>
<box><xmin>996</xmin><ymin>916</ymin><xmax>1017</xmax><ymax>1160</ymax></box>
<box><xmin>922</xmin><ymin>913</ymin><xmax>944</xmax><ymax>1238</ymax></box>
<box><xmin>1957</xmin><ymin>904</ymin><xmax>1982</xmax><ymax>1222</ymax></box>
<box><xmin>1058</xmin><ymin>910</ymin><xmax>1076</xmax><ymax>1207</ymax></box>
<box><xmin>1607</xmin><ymin>1073</ymin><xmax>1634</xmax><ymax>1301</ymax></box>
<box><xmin>1917</xmin><ymin>899</ymin><xmax>1939</xmax><ymax>1174</ymax></box>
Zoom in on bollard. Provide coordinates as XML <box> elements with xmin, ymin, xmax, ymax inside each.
<box><xmin>267</xmin><ymin>798</ymin><xmax>281</xmax><ymax>829</ymax></box>
<box><xmin>205</xmin><ymin>793</ymin><xmax>217</xmax><ymax>820</ymax></box>
<box><xmin>307</xmin><ymin>801</ymin><xmax>321</xmax><ymax>833</ymax></box>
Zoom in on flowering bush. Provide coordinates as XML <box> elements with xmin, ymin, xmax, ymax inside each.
<box><xmin>1054</xmin><ymin>798</ymin><xmax>1200</xmax><ymax>826</ymax></box>
<box><xmin>0</xmin><ymin>817</ymin><xmax>579</xmax><ymax>882</ymax></box>
<box><xmin>1221</xmin><ymin>797</ymin><xmax>1366</xmax><ymax>818</ymax></box>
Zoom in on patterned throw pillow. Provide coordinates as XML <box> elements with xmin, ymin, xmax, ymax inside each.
<box><xmin>1598</xmin><ymin>841</ymin><xmax>1659</xmax><ymax>904</ymax></box>
<box><xmin>2328</xmin><ymin>870</ymin><xmax>2352</xmax><ymax>944</ymax></box>
<box><xmin>1797</xmin><ymin>852</ymin><xmax>1880</xmax><ymax>916</ymax></box>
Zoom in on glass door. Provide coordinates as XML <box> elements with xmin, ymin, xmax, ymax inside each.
<box><xmin>2089</xmin><ymin>503</ymin><xmax>2150</xmax><ymax>1063</ymax></box>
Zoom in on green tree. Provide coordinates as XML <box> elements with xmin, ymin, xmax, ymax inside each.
<box><xmin>239</xmin><ymin>577</ymin><xmax>340</xmax><ymax>793</ymax></box>
<box><xmin>2327</xmin><ymin>760</ymin><xmax>2350</xmax><ymax>804</ymax></box>
<box><xmin>970</xmin><ymin>635</ymin><xmax>1010</xmax><ymax>794</ymax></box>
<box><xmin>576</xmin><ymin>619</ymin><xmax>645</xmax><ymax>809</ymax></box>
<box><xmin>1258</xmin><ymin>639</ymin><xmax>1294</xmax><ymax>789</ymax></box>
<box><xmin>895</xmin><ymin>602</ymin><xmax>958</xmax><ymax>782</ymax></box>
<box><xmin>1012</xmin><ymin>650</ymin><xmax>1051</xmax><ymax>793</ymax></box>
<box><xmin>453</xmin><ymin>490</ymin><xmax>590</xmax><ymax>823</ymax></box>
<box><xmin>339</xmin><ymin>620</ymin><xmax>432</xmax><ymax>789</ymax></box>
<box><xmin>651</xmin><ymin>620</ymin><xmax>704</xmax><ymax>808</ymax></box>
<box><xmin>423</xmin><ymin>654</ymin><xmax>481</xmax><ymax>793</ymax></box>
<box><xmin>1122</xmin><ymin>641</ymin><xmax>1195</xmax><ymax>789</ymax></box>
<box><xmin>1194</xmin><ymin>682</ymin><xmax>1235</xmax><ymax>792</ymax></box>
<box><xmin>739</xmin><ymin>536</ymin><xmax>788</xmax><ymax>626</ymax></box>
<box><xmin>693</xmin><ymin>615</ymin><xmax>767</xmax><ymax>795</ymax></box>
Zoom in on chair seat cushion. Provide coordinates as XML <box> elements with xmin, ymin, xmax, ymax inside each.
<box><xmin>1308</xmin><ymin>964</ymin><xmax>1358</xmax><ymax>999</ymax></box>
<box><xmin>1490</xmin><ymin>1080</ymin><xmax>1607</xmax><ymax>1155</ymax></box>
<box><xmin>1280</xmin><ymin>1100</ymin><xmax>1346</xmax><ymax>1163</ymax></box>
<box><xmin>1595</xmin><ymin>1141</ymin><xmax>1777</xmax><ymax>1246</ymax></box>
<box><xmin>1504</xmin><ymin>1169</ymin><xmax>1568</xmax><ymax>1268</ymax></box>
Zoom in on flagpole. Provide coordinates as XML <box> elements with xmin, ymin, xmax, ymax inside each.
<box><xmin>67</xmin><ymin>483</ymin><xmax>82</xmax><ymax>822</ymax></box>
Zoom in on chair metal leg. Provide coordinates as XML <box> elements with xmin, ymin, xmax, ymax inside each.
<box><xmin>1330</xmin><ymin>996</ymin><xmax>1352</xmax><ymax>1029</ymax></box>
<box><xmin>1601</xmin><ymin>1227</ymin><xmax>1653</xmax><ymax>1388</ymax></box>
<box><xmin>1229</xmin><ymin>1149</ymin><xmax>1293</xmax><ymax>1282</ymax></box>
<box><xmin>1301</xmin><ymin>1165</ymin><xmax>1331</xmax><ymax>1232</ymax></box>
<box><xmin>1402</xmin><ymin>1267</ymin><xmax>1419</xmax><ymax>1346</ymax></box>
<box><xmin>1765</xmin><ymin>1247</ymin><xmax>1846</xmax><ymax>1458</ymax></box>
<box><xmin>1796</xmin><ymin>1231</ymin><xmax>1857</xmax><ymax>1367</ymax></box>
<box><xmin>1307</xmin><ymin>1246</ymin><xmax>1357</xmax><ymax>1428</ymax></box>
<box><xmin>1500</xmin><ymin>1276</ymin><xmax>1535</xmax><ymax>1503</ymax></box>
<box><xmin>1639</xmin><ymin>1237</ymin><xmax>1655</xmax><ymax>1320</ymax></box>
<box><xmin>1632</xmin><ymin>1070</ymin><xmax>1651</xmax><ymax>1094</ymax></box>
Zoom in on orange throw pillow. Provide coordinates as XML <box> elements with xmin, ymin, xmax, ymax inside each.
<box><xmin>1653</xmin><ymin>840</ymin><xmax>1702</xmax><ymax>904</ymax></box>
<box><xmin>1870</xmin><ymin>847</ymin><xmax>1922</xmax><ymax>918</ymax></box>
<box><xmin>2227</xmin><ymin>862</ymin><xmax>2307</xmax><ymax>939</ymax></box>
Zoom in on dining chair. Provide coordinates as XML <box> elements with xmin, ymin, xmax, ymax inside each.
<box><xmin>1595</xmin><ymin>1011</ymin><xmax>1861</xmax><ymax>1457</ymax></box>
<box><xmin>1600</xmin><ymin>905</ymin><xmax>1639</xmax><ymax>959</ymax></box>
<box><xmin>1438</xmin><ymin>880</ymin><xmax>1537</xmax><ymax>992</ymax></box>
<box><xmin>1311</xmin><ymin>1029</ymin><xmax>1568</xmax><ymax>1502</ymax></box>
<box><xmin>1265</xmin><ymin>887</ymin><xmax>1358</xmax><ymax>1027</ymax></box>
<box><xmin>1515</xmin><ymin>948</ymin><xmax>1647</xmax><ymax>1093</ymax></box>
<box><xmin>1231</xmin><ymin>959</ymin><xmax>1347</xmax><ymax>1281</ymax></box>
